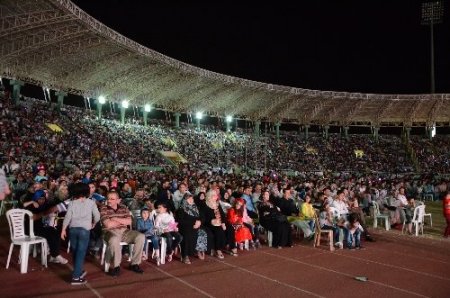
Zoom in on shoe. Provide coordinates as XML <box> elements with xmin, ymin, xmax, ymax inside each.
<box><xmin>197</xmin><ymin>251</ymin><xmax>205</xmax><ymax>260</ymax></box>
<box><xmin>71</xmin><ymin>277</ymin><xmax>87</xmax><ymax>285</ymax></box>
<box><xmin>129</xmin><ymin>264</ymin><xmax>144</xmax><ymax>274</ymax></box>
<box><xmin>108</xmin><ymin>266</ymin><xmax>120</xmax><ymax>277</ymax></box>
<box><xmin>49</xmin><ymin>255</ymin><xmax>68</xmax><ymax>264</ymax></box>
<box><xmin>167</xmin><ymin>253</ymin><xmax>173</xmax><ymax>262</ymax></box>
<box><xmin>355</xmin><ymin>246</ymin><xmax>364</xmax><ymax>250</ymax></box>
<box><xmin>254</xmin><ymin>240</ymin><xmax>261</xmax><ymax>248</ymax></box>
<box><xmin>365</xmin><ymin>235</ymin><xmax>375</xmax><ymax>242</ymax></box>
<box><xmin>80</xmin><ymin>270</ymin><xmax>87</xmax><ymax>279</ymax></box>
<box><xmin>182</xmin><ymin>257</ymin><xmax>191</xmax><ymax>264</ymax></box>
<box><xmin>216</xmin><ymin>251</ymin><xmax>224</xmax><ymax>259</ymax></box>
<box><xmin>230</xmin><ymin>248</ymin><xmax>238</xmax><ymax>257</ymax></box>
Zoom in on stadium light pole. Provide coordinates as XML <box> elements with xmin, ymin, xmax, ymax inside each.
<box><xmin>143</xmin><ymin>104</ymin><xmax>151</xmax><ymax>126</ymax></box>
<box><xmin>97</xmin><ymin>95</ymin><xmax>106</xmax><ymax>119</ymax></box>
<box><xmin>225</xmin><ymin>115</ymin><xmax>233</xmax><ymax>132</ymax></box>
<box><xmin>421</xmin><ymin>1</ymin><xmax>444</xmax><ymax>94</ymax></box>
<box><xmin>121</xmin><ymin>100</ymin><xmax>129</xmax><ymax>125</ymax></box>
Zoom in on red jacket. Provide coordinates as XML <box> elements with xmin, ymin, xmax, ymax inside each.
<box><xmin>444</xmin><ymin>195</ymin><xmax>450</xmax><ymax>217</ymax></box>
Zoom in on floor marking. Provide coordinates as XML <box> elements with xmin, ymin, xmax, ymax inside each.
<box><xmin>149</xmin><ymin>263</ymin><xmax>216</xmax><ymax>298</ymax></box>
<box><xmin>262</xmin><ymin>251</ymin><xmax>430</xmax><ymax>298</ymax></box>
<box><xmin>332</xmin><ymin>250</ymin><xmax>450</xmax><ymax>282</ymax></box>
<box><xmin>213</xmin><ymin>258</ymin><xmax>325</xmax><ymax>298</ymax></box>
<box><xmin>368</xmin><ymin>246</ymin><xmax>450</xmax><ymax>265</ymax></box>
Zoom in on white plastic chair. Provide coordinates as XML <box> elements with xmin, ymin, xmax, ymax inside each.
<box><xmin>402</xmin><ymin>205</ymin><xmax>425</xmax><ymax>236</ymax></box>
<box><xmin>101</xmin><ymin>240</ymin><xmax>133</xmax><ymax>272</ymax></box>
<box><xmin>423</xmin><ymin>205</ymin><xmax>432</xmax><ymax>227</ymax></box>
<box><xmin>372</xmin><ymin>203</ymin><xmax>390</xmax><ymax>231</ymax></box>
<box><xmin>6</xmin><ymin>209</ymin><xmax>48</xmax><ymax>273</ymax></box>
<box><xmin>423</xmin><ymin>194</ymin><xmax>434</xmax><ymax>201</ymax></box>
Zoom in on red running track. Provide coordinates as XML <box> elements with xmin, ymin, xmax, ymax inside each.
<box><xmin>1</xmin><ymin>226</ymin><xmax>450</xmax><ymax>298</ymax></box>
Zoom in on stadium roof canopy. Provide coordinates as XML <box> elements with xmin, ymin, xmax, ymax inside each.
<box><xmin>1</xmin><ymin>0</ymin><xmax>450</xmax><ymax>127</ymax></box>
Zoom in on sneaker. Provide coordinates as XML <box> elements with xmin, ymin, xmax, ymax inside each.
<box><xmin>71</xmin><ymin>277</ymin><xmax>87</xmax><ymax>285</ymax></box>
<box><xmin>182</xmin><ymin>257</ymin><xmax>191</xmax><ymax>264</ymax></box>
<box><xmin>80</xmin><ymin>270</ymin><xmax>87</xmax><ymax>279</ymax></box>
<box><xmin>49</xmin><ymin>255</ymin><xmax>68</xmax><ymax>264</ymax></box>
<box><xmin>108</xmin><ymin>266</ymin><xmax>120</xmax><ymax>277</ymax></box>
<box><xmin>129</xmin><ymin>264</ymin><xmax>144</xmax><ymax>274</ymax></box>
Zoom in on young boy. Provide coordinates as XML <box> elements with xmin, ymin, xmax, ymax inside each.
<box><xmin>61</xmin><ymin>183</ymin><xmax>100</xmax><ymax>285</ymax></box>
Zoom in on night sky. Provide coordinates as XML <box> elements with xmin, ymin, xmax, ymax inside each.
<box><xmin>71</xmin><ymin>0</ymin><xmax>450</xmax><ymax>95</ymax></box>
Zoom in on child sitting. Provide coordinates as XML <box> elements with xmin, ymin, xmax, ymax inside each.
<box><xmin>136</xmin><ymin>208</ymin><xmax>161</xmax><ymax>264</ymax></box>
<box><xmin>154</xmin><ymin>202</ymin><xmax>182</xmax><ymax>262</ymax></box>
<box><xmin>227</xmin><ymin>198</ymin><xmax>253</xmax><ymax>251</ymax></box>
<box><xmin>343</xmin><ymin>212</ymin><xmax>364</xmax><ymax>249</ymax></box>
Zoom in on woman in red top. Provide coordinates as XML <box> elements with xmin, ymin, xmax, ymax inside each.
<box><xmin>227</xmin><ymin>198</ymin><xmax>253</xmax><ymax>249</ymax></box>
<box><xmin>443</xmin><ymin>192</ymin><xmax>450</xmax><ymax>238</ymax></box>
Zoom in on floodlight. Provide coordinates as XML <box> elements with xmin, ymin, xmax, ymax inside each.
<box><xmin>196</xmin><ymin>112</ymin><xmax>203</xmax><ymax>119</ymax></box>
<box><xmin>226</xmin><ymin>115</ymin><xmax>233</xmax><ymax>123</ymax></box>
<box><xmin>98</xmin><ymin>95</ymin><xmax>106</xmax><ymax>104</ymax></box>
<box><xmin>144</xmin><ymin>104</ymin><xmax>151</xmax><ymax>112</ymax></box>
<box><xmin>121</xmin><ymin>100</ymin><xmax>129</xmax><ymax>109</ymax></box>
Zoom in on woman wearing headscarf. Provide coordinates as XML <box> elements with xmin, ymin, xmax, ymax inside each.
<box><xmin>176</xmin><ymin>193</ymin><xmax>208</xmax><ymax>264</ymax></box>
<box><xmin>202</xmin><ymin>190</ymin><xmax>227</xmax><ymax>259</ymax></box>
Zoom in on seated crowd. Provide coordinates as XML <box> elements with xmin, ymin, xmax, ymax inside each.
<box><xmin>0</xmin><ymin>91</ymin><xmax>448</xmax><ymax>286</ymax></box>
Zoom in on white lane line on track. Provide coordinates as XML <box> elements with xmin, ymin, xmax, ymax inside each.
<box><xmin>213</xmin><ymin>258</ymin><xmax>325</xmax><ymax>298</ymax></box>
<box><xmin>262</xmin><ymin>251</ymin><xmax>430</xmax><ymax>298</ymax></box>
<box><xmin>368</xmin><ymin>245</ymin><xmax>450</xmax><ymax>265</ymax></box>
<box><xmin>66</xmin><ymin>264</ymin><xmax>103</xmax><ymax>298</ymax></box>
<box><xmin>149</xmin><ymin>263</ymin><xmax>216</xmax><ymax>298</ymax></box>
<box><xmin>332</xmin><ymin>250</ymin><xmax>450</xmax><ymax>282</ymax></box>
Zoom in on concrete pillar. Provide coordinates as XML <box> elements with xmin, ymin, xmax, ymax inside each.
<box><xmin>275</xmin><ymin>121</ymin><xmax>281</xmax><ymax>140</ymax></box>
<box><xmin>254</xmin><ymin>120</ymin><xmax>261</xmax><ymax>138</ymax></box>
<box><xmin>120</xmin><ymin>106</ymin><xmax>126</xmax><ymax>125</ymax></box>
<box><xmin>373</xmin><ymin>126</ymin><xmax>380</xmax><ymax>142</ymax></box>
<box><xmin>323</xmin><ymin>125</ymin><xmax>329</xmax><ymax>139</ymax></box>
<box><xmin>405</xmin><ymin>127</ymin><xmax>411</xmax><ymax>140</ymax></box>
<box><xmin>174</xmin><ymin>112</ymin><xmax>181</xmax><ymax>128</ymax></box>
<box><xmin>226</xmin><ymin>121</ymin><xmax>231</xmax><ymax>132</ymax></box>
<box><xmin>304</xmin><ymin>125</ymin><xmax>310</xmax><ymax>140</ymax></box>
<box><xmin>55</xmin><ymin>91</ymin><xmax>67</xmax><ymax>112</ymax></box>
<box><xmin>427</xmin><ymin>126</ymin><xmax>433</xmax><ymax>140</ymax></box>
<box><xmin>143</xmin><ymin>110</ymin><xmax>149</xmax><ymax>126</ymax></box>
<box><xmin>343</xmin><ymin>126</ymin><xmax>349</xmax><ymax>140</ymax></box>
<box><xmin>10</xmin><ymin>79</ymin><xmax>24</xmax><ymax>105</ymax></box>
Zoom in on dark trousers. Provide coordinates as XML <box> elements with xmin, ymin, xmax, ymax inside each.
<box><xmin>35</xmin><ymin>226</ymin><xmax>61</xmax><ymax>257</ymax></box>
<box><xmin>161</xmin><ymin>232</ymin><xmax>182</xmax><ymax>254</ymax></box>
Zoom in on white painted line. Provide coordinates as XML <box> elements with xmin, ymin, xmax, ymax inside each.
<box><xmin>66</xmin><ymin>264</ymin><xmax>103</xmax><ymax>298</ymax></box>
<box><xmin>369</xmin><ymin>246</ymin><xmax>450</xmax><ymax>265</ymax></box>
<box><xmin>333</xmin><ymin>250</ymin><xmax>450</xmax><ymax>282</ymax></box>
<box><xmin>213</xmin><ymin>258</ymin><xmax>325</xmax><ymax>298</ymax></box>
<box><xmin>262</xmin><ymin>251</ymin><xmax>430</xmax><ymax>298</ymax></box>
<box><xmin>149</xmin><ymin>263</ymin><xmax>216</xmax><ymax>298</ymax></box>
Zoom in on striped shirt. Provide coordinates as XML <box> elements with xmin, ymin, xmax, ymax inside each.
<box><xmin>100</xmin><ymin>204</ymin><xmax>130</xmax><ymax>231</ymax></box>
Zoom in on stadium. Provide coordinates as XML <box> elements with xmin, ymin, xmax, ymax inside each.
<box><xmin>0</xmin><ymin>0</ymin><xmax>450</xmax><ymax>297</ymax></box>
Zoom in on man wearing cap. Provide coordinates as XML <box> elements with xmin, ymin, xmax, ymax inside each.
<box><xmin>24</xmin><ymin>189</ymin><xmax>68</xmax><ymax>264</ymax></box>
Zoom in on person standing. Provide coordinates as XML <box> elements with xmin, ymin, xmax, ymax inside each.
<box><xmin>61</xmin><ymin>183</ymin><xmax>100</xmax><ymax>285</ymax></box>
<box><xmin>443</xmin><ymin>192</ymin><xmax>450</xmax><ymax>238</ymax></box>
